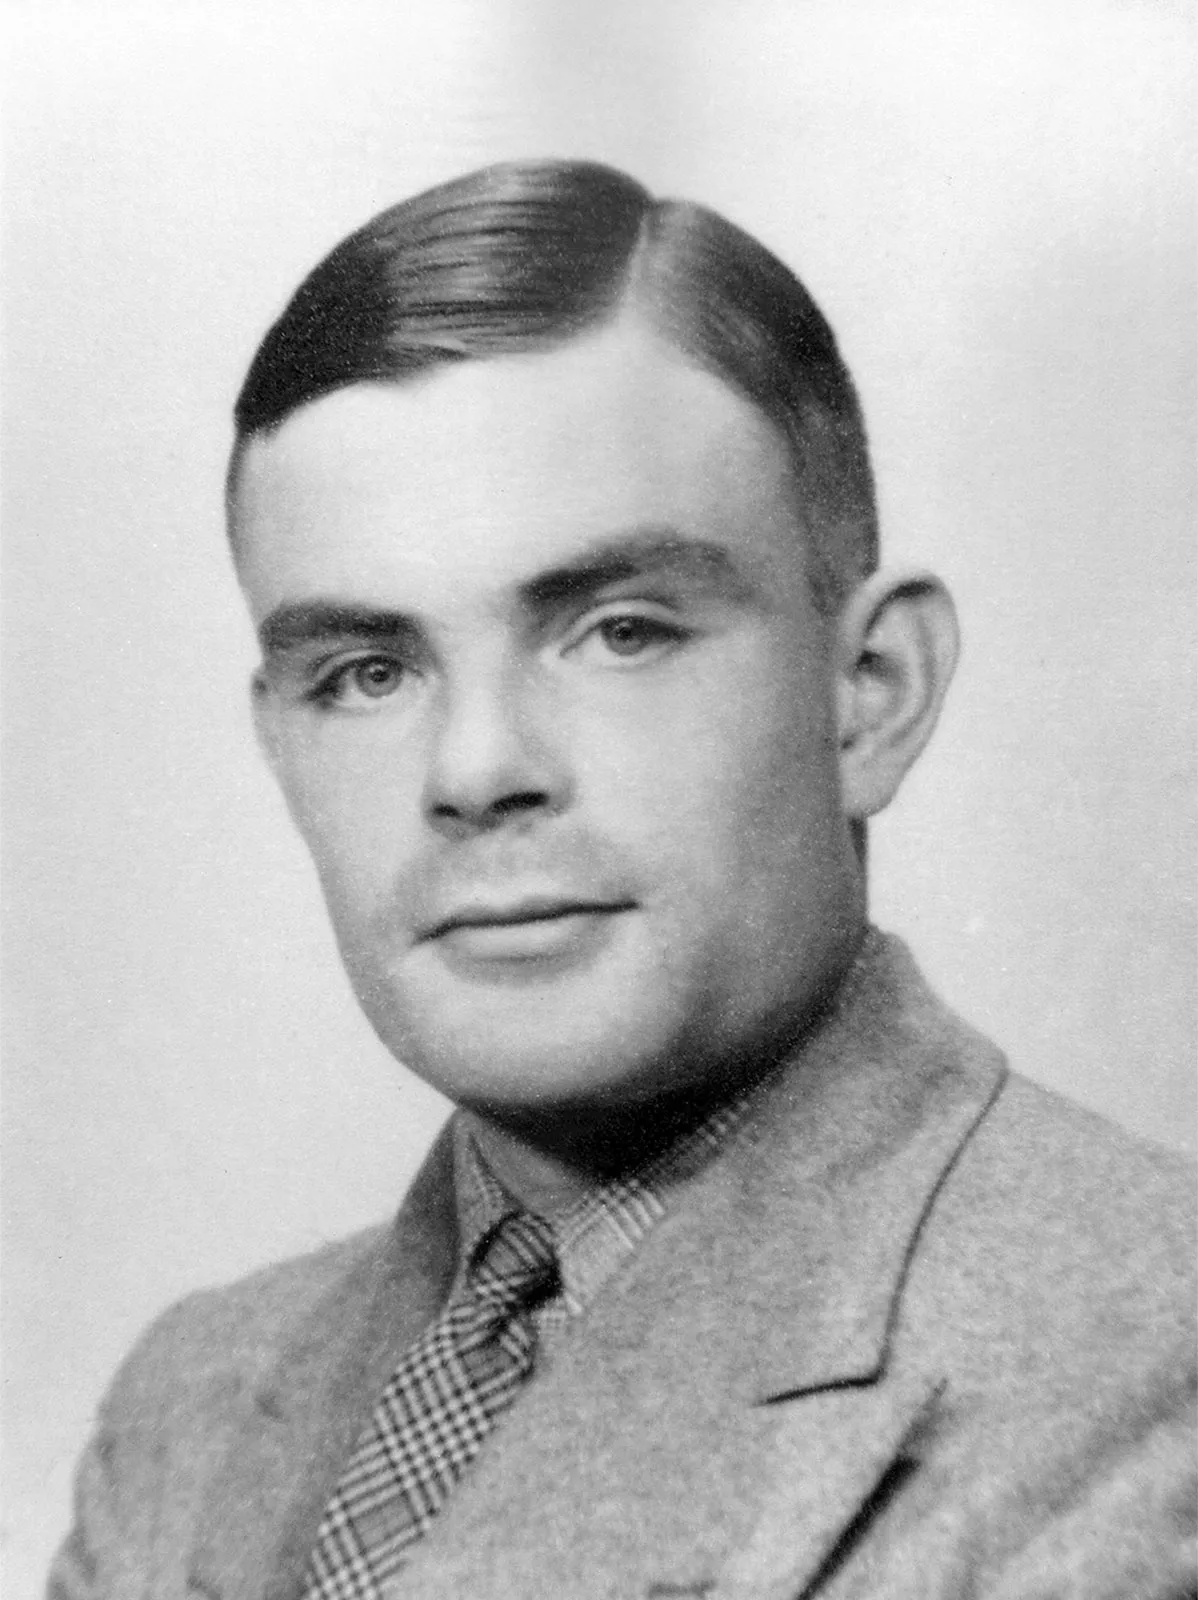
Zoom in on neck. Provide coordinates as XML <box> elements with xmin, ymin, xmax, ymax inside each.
<box><xmin>460</xmin><ymin>1114</ymin><xmax>602</xmax><ymax>1221</ymax></box>
<box><xmin>460</xmin><ymin>929</ymin><xmax>868</xmax><ymax>1220</ymax></box>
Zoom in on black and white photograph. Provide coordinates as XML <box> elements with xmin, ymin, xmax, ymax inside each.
<box><xmin>4</xmin><ymin>3</ymin><xmax>1194</xmax><ymax>1595</ymax></box>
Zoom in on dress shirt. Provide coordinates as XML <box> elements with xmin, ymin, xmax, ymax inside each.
<box><xmin>451</xmin><ymin>1084</ymin><xmax>759</xmax><ymax>1355</ymax></box>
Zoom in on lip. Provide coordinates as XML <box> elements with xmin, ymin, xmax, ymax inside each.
<box><xmin>421</xmin><ymin>897</ymin><xmax>636</xmax><ymax>979</ymax></box>
<box><xmin>423</xmin><ymin>895</ymin><xmax>638</xmax><ymax>941</ymax></box>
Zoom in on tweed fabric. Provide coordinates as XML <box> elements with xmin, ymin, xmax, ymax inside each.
<box><xmin>300</xmin><ymin>1211</ymin><xmax>557</xmax><ymax>1599</ymax></box>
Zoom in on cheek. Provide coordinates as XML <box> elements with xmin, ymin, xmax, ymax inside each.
<box><xmin>574</xmin><ymin>639</ymin><xmax>841</xmax><ymax>899</ymax></box>
<box><xmin>272</xmin><ymin>730</ymin><xmax>423</xmax><ymax>920</ymax></box>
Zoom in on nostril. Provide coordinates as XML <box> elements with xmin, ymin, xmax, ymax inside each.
<box><xmin>492</xmin><ymin>790</ymin><xmax>550</xmax><ymax>819</ymax></box>
<box><xmin>426</xmin><ymin>789</ymin><xmax>553</xmax><ymax>838</ymax></box>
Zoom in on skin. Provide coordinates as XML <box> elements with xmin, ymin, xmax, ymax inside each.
<box><xmin>232</xmin><ymin>315</ymin><xmax>957</xmax><ymax>1212</ymax></box>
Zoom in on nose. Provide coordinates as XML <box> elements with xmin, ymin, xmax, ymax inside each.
<box><xmin>421</xmin><ymin>654</ymin><xmax>571</xmax><ymax>840</ymax></box>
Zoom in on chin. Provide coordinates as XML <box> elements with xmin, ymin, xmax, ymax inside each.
<box><xmin>358</xmin><ymin>967</ymin><xmax>702</xmax><ymax>1115</ymax></box>
<box><xmin>401</xmin><ymin>1016</ymin><xmax>669</xmax><ymax>1112</ymax></box>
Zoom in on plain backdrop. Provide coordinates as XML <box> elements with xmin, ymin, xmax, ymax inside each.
<box><xmin>3</xmin><ymin>1</ymin><xmax>1194</xmax><ymax>1591</ymax></box>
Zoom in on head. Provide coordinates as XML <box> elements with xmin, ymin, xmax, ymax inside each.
<box><xmin>229</xmin><ymin>160</ymin><xmax>957</xmax><ymax>1152</ymax></box>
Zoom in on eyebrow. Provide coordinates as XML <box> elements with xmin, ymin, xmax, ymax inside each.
<box><xmin>518</xmin><ymin>529</ymin><xmax>759</xmax><ymax>613</ymax></box>
<box><xmin>257</xmin><ymin>528</ymin><xmax>760</xmax><ymax>657</ymax></box>
<box><xmin>258</xmin><ymin>602</ymin><xmax>421</xmax><ymax>657</ymax></box>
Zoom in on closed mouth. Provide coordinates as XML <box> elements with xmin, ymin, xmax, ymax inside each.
<box><xmin>425</xmin><ymin>899</ymin><xmax>637</xmax><ymax>941</ymax></box>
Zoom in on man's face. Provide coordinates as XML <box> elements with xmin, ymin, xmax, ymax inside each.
<box><xmin>233</xmin><ymin>317</ymin><xmax>862</xmax><ymax>1122</ymax></box>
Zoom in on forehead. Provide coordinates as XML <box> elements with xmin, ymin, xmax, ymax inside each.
<box><xmin>231</xmin><ymin>318</ymin><xmax>806</xmax><ymax>614</ymax></box>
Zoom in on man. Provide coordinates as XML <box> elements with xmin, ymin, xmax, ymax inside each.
<box><xmin>51</xmin><ymin>160</ymin><xmax>1195</xmax><ymax>1599</ymax></box>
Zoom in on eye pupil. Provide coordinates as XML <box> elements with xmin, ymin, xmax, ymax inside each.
<box><xmin>602</xmin><ymin>617</ymin><xmax>648</xmax><ymax>655</ymax></box>
<box><xmin>355</xmin><ymin>659</ymin><xmax>401</xmax><ymax>696</ymax></box>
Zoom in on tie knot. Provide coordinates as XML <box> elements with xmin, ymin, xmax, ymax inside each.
<box><xmin>467</xmin><ymin>1210</ymin><xmax>559</xmax><ymax>1317</ymax></box>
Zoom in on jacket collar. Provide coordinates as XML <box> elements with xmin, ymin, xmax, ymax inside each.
<box><xmin>720</xmin><ymin>926</ymin><xmax>1007</xmax><ymax>1399</ymax></box>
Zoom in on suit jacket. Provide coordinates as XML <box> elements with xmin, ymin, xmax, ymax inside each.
<box><xmin>49</xmin><ymin>933</ymin><xmax>1196</xmax><ymax>1599</ymax></box>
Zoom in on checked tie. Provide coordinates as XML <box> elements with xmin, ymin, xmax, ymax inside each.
<box><xmin>301</xmin><ymin>1211</ymin><xmax>559</xmax><ymax>1600</ymax></box>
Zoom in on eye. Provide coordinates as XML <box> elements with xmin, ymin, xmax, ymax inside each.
<box><xmin>351</xmin><ymin>658</ymin><xmax>405</xmax><ymax>697</ymax></box>
<box><xmin>570</xmin><ymin>611</ymin><xmax>687</xmax><ymax>666</ymax></box>
<box><xmin>311</xmin><ymin>654</ymin><xmax>409</xmax><ymax>709</ymax></box>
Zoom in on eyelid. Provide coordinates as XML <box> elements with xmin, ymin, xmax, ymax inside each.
<box><xmin>559</xmin><ymin>598</ymin><xmax>685</xmax><ymax>647</ymax></box>
<box><xmin>305</xmin><ymin>647</ymin><xmax>413</xmax><ymax>708</ymax></box>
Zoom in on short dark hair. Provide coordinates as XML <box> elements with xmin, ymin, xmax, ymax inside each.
<box><xmin>232</xmin><ymin>159</ymin><xmax>878</xmax><ymax>609</ymax></box>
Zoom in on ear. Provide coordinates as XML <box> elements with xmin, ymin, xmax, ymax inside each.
<box><xmin>834</xmin><ymin>569</ymin><xmax>959</xmax><ymax>820</ymax></box>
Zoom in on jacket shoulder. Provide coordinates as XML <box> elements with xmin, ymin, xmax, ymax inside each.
<box><xmin>959</xmin><ymin>1070</ymin><xmax>1193</xmax><ymax>1269</ymax></box>
<box><xmin>47</xmin><ymin>1225</ymin><xmax>400</xmax><ymax>1600</ymax></box>
<box><xmin>909</xmin><ymin>1068</ymin><xmax>1195</xmax><ymax>1375</ymax></box>
<box><xmin>101</xmin><ymin>1224</ymin><xmax>392</xmax><ymax>1422</ymax></box>
<box><xmin>95</xmin><ymin>1122</ymin><xmax>458</xmax><ymax>1440</ymax></box>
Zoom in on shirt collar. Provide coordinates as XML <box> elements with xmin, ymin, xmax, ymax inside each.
<box><xmin>450</xmin><ymin>1082</ymin><xmax>758</xmax><ymax>1318</ymax></box>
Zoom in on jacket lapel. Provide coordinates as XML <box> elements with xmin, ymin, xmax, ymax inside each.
<box><xmin>720</xmin><ymin>1366</ymin><xmax>946</xmax><ymax>1600</ymax></box>
<box><xmin>384</xmin><ymin>934</ymin><xmax>1008</xmax><ymax>1598</ymax></box>
<box><xmin>186</xmin><ymin>1125</ymin><xmax>458</xmax><ymax>1600</ymax></box>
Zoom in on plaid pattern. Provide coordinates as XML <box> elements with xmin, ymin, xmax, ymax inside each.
<box><xmin>302</xmin><ymin>1090</ymin><xmax>757</xmax><ymax>1597</ymax></box>
<box><xmin>454</xmin><ymin>1090</ymin><xmax>756</xmax><ymax>1339</ymax></box>
<box><xmin>300</xmin><ymin>1211</ymin><xmax>558</xmax><ymax>1600</ymax></box>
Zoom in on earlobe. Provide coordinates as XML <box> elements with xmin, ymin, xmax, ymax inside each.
<box><xmin>835</xmin><ymin>569</ymin><xmax>960</xmax><ymax>820</ymax></box>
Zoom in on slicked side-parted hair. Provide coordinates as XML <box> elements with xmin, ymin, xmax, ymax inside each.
<box><xmin>232</xmin><ymin>159</ymin><xmax>878</xmax><ymax>610</ymax></box>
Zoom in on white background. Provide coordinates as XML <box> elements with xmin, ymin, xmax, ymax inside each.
<box><xmin>3</xmin><ymin>1</ymin><xmax>1194</xmax><ymax>1591</ymax></box>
